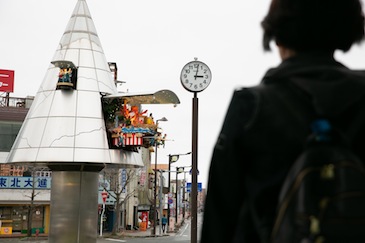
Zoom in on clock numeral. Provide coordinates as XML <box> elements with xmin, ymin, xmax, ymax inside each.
<box><xmin>184</xmin><ymin>74</ymin><xmax>187</xmax><ymax>78</ymax></box>
<box><xmin>185</xmin><ymin>69</ymin><xmax>190</xmax><ymax>74</ymax></box>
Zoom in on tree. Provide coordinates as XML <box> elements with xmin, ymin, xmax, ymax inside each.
<box><xmin>23</xmin><ymin>166</ymin><xmax>50</xmax><ymax>237</ymax></box>
<box><xmin>101</xmin><ymin>166</ymin><xmax>138</xmax><ymax>235</ymax></box>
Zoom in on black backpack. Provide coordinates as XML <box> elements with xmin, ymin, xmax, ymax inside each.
<box><xmin>270</xmin><ymin>118</ymin><xmax>365</xmax><ymax>243</ymax></box>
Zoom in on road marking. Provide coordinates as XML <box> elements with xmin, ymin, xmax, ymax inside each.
<box><xmin>105</xmin><ymin>239</ymin><xmax>127</xmax><ymax>242</ymax></box>
<box><xmin>179</xmin><ymin>223</ymin><xmax>189</xmax><ymax>237</ymax></box>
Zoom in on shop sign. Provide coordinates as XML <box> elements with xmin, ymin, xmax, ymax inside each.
<box><xmin>0</xmin><ymin>227</ymin><xmax>12</xmax><ymax>234</ymax></box>
<box><xmin>0</xmin><ymin>69</ymin><xmax>14</xmax><ymax>93</ymax></box>
<box><xmin>186</xmin><ymin>182</ymin><xmax>202</xmax><ymax>192</ymax></box>
<box><xmin>121</xmin><ymin>169</ymin><xmax>127</xmax><ymax>193</ymax></box>
<box><xmin>0</xmin><ymin>176</ymin><xmax>51</xmax><ymax>189</ymax></box>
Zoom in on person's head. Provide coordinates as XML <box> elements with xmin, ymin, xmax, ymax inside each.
<box><xmin>261</xmin><ymin>0</ymin><xmax>365</xmax><ymax>54</ymax></box>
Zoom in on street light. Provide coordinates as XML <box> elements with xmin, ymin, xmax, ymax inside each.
<box><xmin>167</xmin><ymin>152</ymin><xmax>191</xmax><ymax>231</ymax></box>
<box><xmin>152</xmin><ymin>117</ymin><xmax>167</xmax><ymax>237</ymax></box>
<box><xmin>175</xmin><ymin>167</ymin><xmax>185</xmax><ymax>225</ymax></box>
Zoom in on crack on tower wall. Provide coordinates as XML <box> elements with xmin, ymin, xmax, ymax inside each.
<box><xmin>49</xmin><ymin>126</ymin><xmax>106</xmax><ymax>147</ymax></box>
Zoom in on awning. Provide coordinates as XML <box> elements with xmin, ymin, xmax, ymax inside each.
<box><xmin>102</xmin><ymin>89</ymin><xmax>180</xmax><ymax>106</ymax></box>
<box><xmin>51</xmin><ymin>60</ymin><xmax>76</xmax><ymax>69</ymax></box>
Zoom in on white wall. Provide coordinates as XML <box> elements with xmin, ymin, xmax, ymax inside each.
<box><xmin>0</xmin><ymin>152</ymin><xmax>9</xmax><ymax>163</ymax></box>
<box><xmin>0</xmin><ymin>189</ymin><xmax>50</xmax><ymax>203</ymax></box>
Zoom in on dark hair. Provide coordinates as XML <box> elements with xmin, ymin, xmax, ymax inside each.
<box><xmin>261</xmin><ymin>0</ymin><xmax>365</xmax><ymax>52</ymax></box>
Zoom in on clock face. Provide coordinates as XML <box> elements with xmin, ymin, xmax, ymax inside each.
<box><xmin>180</xmin><ymin>60</ymin><xmax>212</xmax><ymax>92</ymax></box>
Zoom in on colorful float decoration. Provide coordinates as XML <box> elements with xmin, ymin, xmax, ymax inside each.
<box><xmin>104</xmin><ymin>100</ymin><xmax>165</xmax><ymax>149</ymax></box>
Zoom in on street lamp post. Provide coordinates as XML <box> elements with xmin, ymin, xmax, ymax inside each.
<box><xmin>175</xmin><ymin>167</ymin><xmax>180</xmax><ymax>225</ymax></box>
<box><xmin>152</xmin><ymin>117</ymin><xmax>167</xmax><ymax>237</ymax></box>
<box><xmin>174</xmin><ymin>167</ymin><xmax>191</xmax><ymax>226</ymax></box>
<box><xmin>167</xmin><ymin>152</ymin><xmax>191</xmax><ymax>231</ymax></box>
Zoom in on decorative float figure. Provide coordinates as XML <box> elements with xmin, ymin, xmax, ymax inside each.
<box><xmin>52</xmin><ymin>60</ymin><xmax>78</xmax><ymax>90</ymax></box>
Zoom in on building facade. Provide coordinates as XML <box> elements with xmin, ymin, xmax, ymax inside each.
<box><xmin>0</xmin><ymin>95</ymin><xmax>51</xmax><ymax>235</ymax></box>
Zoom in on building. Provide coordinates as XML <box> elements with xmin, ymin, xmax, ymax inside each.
<box><xmin>0</xmin><ymin>90</ymin><xmax>176</xmax><ymax>235</ymax></box>
<box><xmin>0</xmin><ymin>95</ymin><xmax>51</xmax><ymax>235</ymax></box>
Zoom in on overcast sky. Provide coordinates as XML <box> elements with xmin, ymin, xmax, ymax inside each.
<box><xmin>1</xmin><ymin>0</ymin><xmax>365</xmax><ymax>187</ymax></box>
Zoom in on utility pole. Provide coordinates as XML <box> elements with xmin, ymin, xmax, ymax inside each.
<box><xmin>167</xmin><ymin>152</ymin><xmax>191</xmax><ymax>232</ymax></box>
<box><xmin>152</xmin><ymin>117</ymin><xmax>167</xmax><ymax>236</ymax></box>
<box><xmin>159</xmin><ymin>170</ymin><xmax>164</xmax><ymax>235</ymax></box>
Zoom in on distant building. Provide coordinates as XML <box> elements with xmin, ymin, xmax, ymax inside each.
<box><xmin>0</xmin><ymin>95</ymin><xmax>50</xmax><ymax>235</ymax></box>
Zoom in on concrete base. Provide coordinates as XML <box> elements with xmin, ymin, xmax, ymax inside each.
<box><xmin>49</xmin><ymin>169</ymin><xmax>102</xmax><ymax>243</ymax></box>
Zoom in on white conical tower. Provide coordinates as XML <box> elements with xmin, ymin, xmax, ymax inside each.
<box><xmin>7</xmin><ymin>1</ymin><xmax>144</xmax><ymax>242</ymax></box>
<box><xmin>7</xmin><ymin>0</ymin><xmax>143</xmax><ymax>168</ymax></box>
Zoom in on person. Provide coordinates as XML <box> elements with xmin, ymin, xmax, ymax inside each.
<box><xmin>201</xmin><ymin>0</ymin><xmax>365</xmax><ymax>242</ymax></box>
<box><xmin>161</xmin><ymin>214</ymin><xmax>168</xmax><ymax>233</ymax></box>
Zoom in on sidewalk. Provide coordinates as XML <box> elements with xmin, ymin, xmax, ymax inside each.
<box><xmin>0</xmin><ymin>227</ymin><xmax>174</xmax><ymax>242</ymax></box>
<box><xmin>101</xmin><ymin>226</ymin><xmax>174</xmax><ymax>239</ymax></box>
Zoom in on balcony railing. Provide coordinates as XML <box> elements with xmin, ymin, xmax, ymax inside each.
<box><xmin>0</xmin><ymin>95</ymin><xmax>34</xmax><ymax>108</ymax></box>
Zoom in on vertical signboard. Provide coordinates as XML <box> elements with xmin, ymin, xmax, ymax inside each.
<box><xmin>0</xmin><ymin>69</ymin><xmax>14</xmax><ymax>93</ymax></box>
<box><xmin>121</xmin><ymin>169</ymin><xmax>127</xmax><ymax>193</ymax></box>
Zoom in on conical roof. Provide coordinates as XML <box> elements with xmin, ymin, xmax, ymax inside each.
<box><xmin>6</xmin><ymin>0</ymin><xmax>143</xmax><ymax>167</ymax></box>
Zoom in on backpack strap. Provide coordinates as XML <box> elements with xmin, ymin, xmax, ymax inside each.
<box><xmin>277</xmin><ymin>80</ymin><xmax>365</xmax><ymax>144</ymax></box>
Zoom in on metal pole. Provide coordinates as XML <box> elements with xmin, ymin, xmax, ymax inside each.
<box><xmin>151</xmin><ymin>117</ymin><xmax>167</xmax><ymax>236</ymax></box>
<box><xmin>99</xmin><ymin>202</ymin><xmax>105</xmax><ymax>236</ymax></box>
<box><xmin>153</xmin><ymin>140</ymin><xmax>158</xmax><ymax>236</ymax></box>
<box><xmin>167</xmin><ymin>155</ymin><xmax>171</xmax><ymax>231</ymax></box>
<box><xmin>5</xmin><ymin>92</ymin><xmax>9</xmax><ymax>107</ymax></box>
<box><xmin>191</xmin><ymin>92</ymin><xmax>198</xmax><ymax>243</ymax></box>
<box><xmin>175</xmin><ymin>168</ymin><xmax>178</xmax><ymax>225</ymax></box>
<box><xmin>159</xmin><ymin>170</ymin><xmax>163</xmax><ymax>235</ymax></box>
<box><xmin>167</xmin><ymin>152</ymin><xmax>190</xmax><ymax>232</ymax></box>
<box><xmin>183</xmin><ymin>172</ymin><xmax>186</xmax><ymax>221</ymax></box>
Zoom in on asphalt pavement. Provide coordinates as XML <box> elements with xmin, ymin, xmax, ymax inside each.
<box><xmin>0</xmin><ymin>214</ymin><xmax>204</xmax><ymax>243</ymax></box>
<box><xmin>0</xmin><ymin>225</ymin><xmax>175</xmax><ymax>243</ymax></box>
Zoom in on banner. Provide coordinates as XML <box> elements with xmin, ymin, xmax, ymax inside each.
<box><xmin>0</xmin><ymin>176</ymin><xmax>51</xmax><ymax>189</ymax></box>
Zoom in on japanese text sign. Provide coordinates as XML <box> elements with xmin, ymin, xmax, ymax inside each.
<box><xmin>0</xmin><ymin>69</ymin><xmax>14</xmax><ymax>93</ymax></box>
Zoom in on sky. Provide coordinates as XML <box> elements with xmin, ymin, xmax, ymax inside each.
<box><xmin>1</xmin><ymin>0</ymin><xmax>365</xmax><ymax>187</ymax></box>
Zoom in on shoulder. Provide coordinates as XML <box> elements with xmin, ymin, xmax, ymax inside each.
<box><xmin>229</xmin><ymin>87</ymin><xmax>258</xmax><ymax>115</ymax></box>
<box><xmin>227</xmin><ymin>85</ymin><xmax>268</xmax><ymax>129</ymax></box>
<box><xmin>217</xmin><ymin>86</ymin><xmax>261</xmax><ymax>144</ymax></box>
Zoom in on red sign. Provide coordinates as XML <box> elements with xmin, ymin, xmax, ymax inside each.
<box><xmin>0</xmin><ymin>69</ymin><xmax>14</xmax><ymax>93</ymax></box>
<box><xmin>141</xmin><ymin>211</ymin><xmax>148</xmax><ymax>223</ymax></box>
<box><xmin>101</xmin><ymin>191</ymin><xmax>108</xmax><ymax>203</ymax></box>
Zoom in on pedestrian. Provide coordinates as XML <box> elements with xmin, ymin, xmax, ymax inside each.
<box><xmin>161</xmin><ymin>214</ymin><xmax>167</xmax><ymax>233</ymax></box>
<box><xmin>201</xmin><ymin>0</ymin><xmax>365</xmax><ymax>242</ymax></box>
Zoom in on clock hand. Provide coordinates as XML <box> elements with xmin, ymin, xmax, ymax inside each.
<box><xmin>194</xmin><ymin>64</ymin><xmax>199</xmax><ymax>80</ymax></box>
<box><xmin>195</xmin><ymin>75</ymin><xmax>204</xmax><ymax>78</ymax></box>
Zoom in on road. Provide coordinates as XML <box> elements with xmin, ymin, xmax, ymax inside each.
<box><xmin>0</xmin><ymin>214</ymin><xmax>203</xmax><ymax>243</ymax></box>
<box><xmin>99</xmin><ymin>214</ymin><xmax>202</xmax><ymax>243</ymax></box>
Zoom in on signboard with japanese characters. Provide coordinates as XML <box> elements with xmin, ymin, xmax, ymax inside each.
<box><xmin>0</xmin><ymin>176</ymin><xmax>51</xmax><ymax>189</ymax></box>
<box><xmin>0</xmin><ymin>69</ymin><xmax>14</xmax><ymax>93</ymax></box>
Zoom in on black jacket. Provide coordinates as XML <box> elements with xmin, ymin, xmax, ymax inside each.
<box><xmin>201</xmin><ymin>53</ymin><xmax>365</xmax><ymax>243</ymax></box>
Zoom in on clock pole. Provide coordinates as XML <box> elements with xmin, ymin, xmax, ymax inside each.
<box><xmin>191</xmin><ymin>91</ymin><xmax>198</xmax><ymax>243</ymax></box>
<box><xmin>180</xmin><ymin>58</ymin><xmax>211</xmax><ymax>243</ymax></box>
